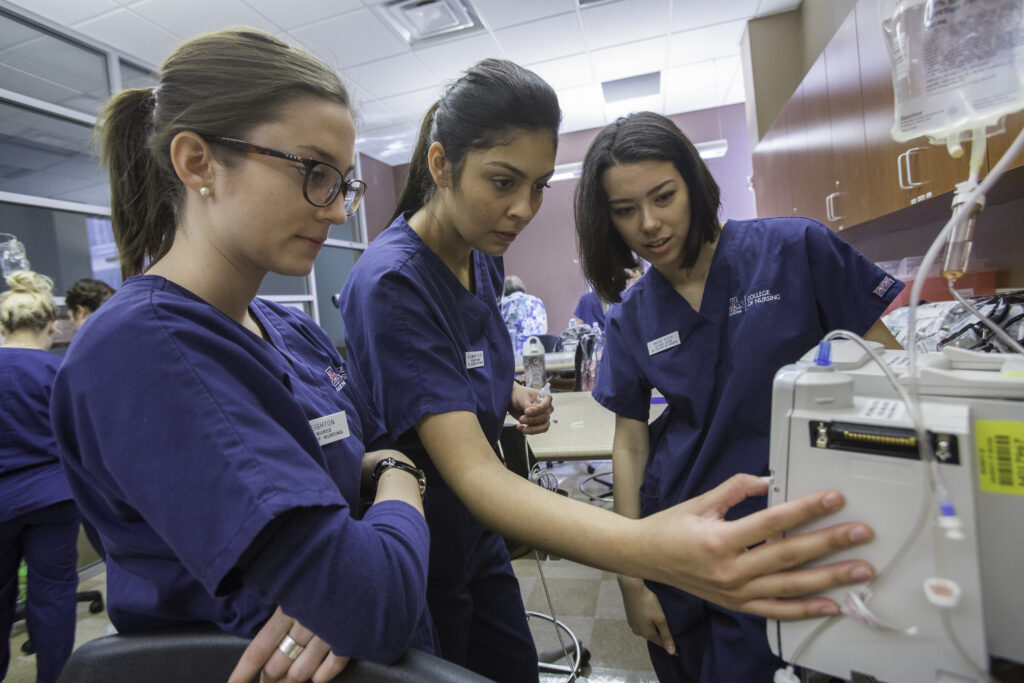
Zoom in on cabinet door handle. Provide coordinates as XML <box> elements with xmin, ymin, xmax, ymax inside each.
<box><xmin>825</xmin><ymin>192</ymin><xmax>843</xmax><ymax>221</ymax></box>
<box><xmin>897</xmin><ymin>150</ymin><xmax>912</xmax><ymax>189</ymax></box>
<box><xmin>897</xmin><ymin>147</ymin><xmax>926</xmax><ymax>190</ymax></box>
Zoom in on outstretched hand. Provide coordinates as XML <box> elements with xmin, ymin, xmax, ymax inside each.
<box><xmin>640</xmin><ymin>474</ymin><xmax>874</xmax><ymax>620</ymax></box>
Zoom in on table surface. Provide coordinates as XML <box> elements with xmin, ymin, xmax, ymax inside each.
<box><xmin>525</xmin><ymin>391</ymin><xmax>667</xmax><ymax>461</ymax></box>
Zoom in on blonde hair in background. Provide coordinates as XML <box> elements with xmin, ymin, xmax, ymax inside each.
<box><xmin>0</xmin><ymin>270</ymin><xmax>57</xmax><ymax>335</ymax></box>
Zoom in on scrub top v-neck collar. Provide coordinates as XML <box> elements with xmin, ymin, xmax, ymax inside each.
<box><xmin>646</xmin><ymin>221</ymin><xmax>732</xmax><ymax>327</ymax></box>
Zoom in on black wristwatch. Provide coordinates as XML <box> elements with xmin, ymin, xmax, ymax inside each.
<box><xmin>371</xmin><ymin>457</ymin><xmax>427</xmax><ymax>499</ymax></box>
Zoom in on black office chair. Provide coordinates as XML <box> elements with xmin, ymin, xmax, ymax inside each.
<box><xmin>57</xmin><ymin>626</ymin><xmax>492</xmax><ymax>683</ymax></box>
<box><xmin>496</xmin><ymin>427</ymin><xmax>590</xmax><ymax>681</ymax></box>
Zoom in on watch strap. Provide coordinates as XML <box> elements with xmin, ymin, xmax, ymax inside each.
<box><xmin>371</xmin><ymin>456</ymin><xmax>426</xmax><ymax>499</ymax></box>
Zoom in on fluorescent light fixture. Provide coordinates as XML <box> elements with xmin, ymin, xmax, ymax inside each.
<box><xmin>549</xmin><ymin>139</ymin><xmax>726</xmax><ymax>183</ymax></box>
<box><xmin>550</xmin><ymin>162</ymin><xmax>582</xmax><ymax>183</ymax></box>
<box><xmin>601</xmin><ymin>71</ymin><xmax>661</xmax><ymax>103</ymax></box>
<box><xmin>694</xmin><ymin>138</ymin><xmax>728</xmax><ymax>159</ymax></box>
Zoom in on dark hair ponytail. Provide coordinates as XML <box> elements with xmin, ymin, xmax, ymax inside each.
<box><xmin>96</xmin><ymin>28</ymin><xmax>351</xmax><ymax>279</ymax></box>
<box><xmin>99</xmin><ymin>88</ymin><xmax>176</xmax><ymax>279</ymax></box>
<box><xmin>392</xmin><ymin>58</ymin><xmax>561</xmax><ymax>222</ymax></box>
<box><xmin>393</xmin><ymin>102</ymin><xmax>440</xmax><ymax>223</ymax></box>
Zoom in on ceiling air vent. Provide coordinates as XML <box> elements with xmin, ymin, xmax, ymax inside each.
<box><xmin>377</xmin><ymin>0</ymin><xmax>484</xmax><ymax>45</ymax></box>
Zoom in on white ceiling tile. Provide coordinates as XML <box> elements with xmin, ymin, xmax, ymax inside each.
<box><xmin>557</xmin><ymin>83</ymin><xmax>608</xmax><ymax>134</ymax></box>
<box><xmin>753</xmin><ymin>0</ymin><xmax>801</xmax><ymax>17</ymax></box>
<box><xmin>663</xmin><ymin>60</ymin><xmax>723</xmax><ymax>114</ymax></box>
<box><xmin>72</xmin><ymin>8</ymin><xmax>181</xmax><ymax>65</ymax></box>
<box><xmin>381</xmin><ymin>85</ymin><xmax>444</xmax><ymax>120</ymax></box>
<box><xmin>494</xmin><ymin>13</ymin><xmax>586</xmax><ymax>65</ymax></box>
<box><xmin>356</xmin><ymin>121</ymin><xmax>418</xmax><ymax>165</ymax></box>
<box><xmin>290</xmin><ymin>9</ymin><xmax>408</xmax><ymax>69</ymax></box>
<box><xmin>580</xmin><ymin>0</ymin><xmax>670</xmax><ymax>50</ymax></box>
<box><xmin>413</xmin><ymin>33</ymin><xmax>506</xmax><ymax>84</ymax></box>
<box><xmin>668</xmin><ymin>19</ymin><xmax>745</xmax><ymax>66</ymax></box>
<box><xmin>352</xmin><ymin>99</ymin><xmax>404</xmax><ymax>130</ymax></box>
<box><xmin>670</xmin><ymin>0</ymin><xmax>759</xmax><ymax>31</ymax></box>
<box><xmin>129</xmin><ymin>0</ymin><xmax>281</xmax><ymax>38</ymax></box>
<box><xmin>471</xmin><ymin>0</ymin><xmax>577</xmax><ymax>30</ymax></box>
<box><xmin>605</xmin><ymin>92</ymin><xmax>664</xmax><ymax>122</ymax></box>
<box><xmin>527</xmin><ymin>53</ymin><xmax>595</xmax><ymax>91</ymax></box>
<box><xmin>241</xmin><ymin>0</ymin><xmax>364</xmax><ymax>31</ymax></box>
<box><xmin>344</xmin><ymin>52</ymin><xmax>437</xmax><ymax>99</ymax></box>
<box><xmin>590</xmin><ymin>37</ymin><xmax>667</xmax><ymax>83</ymax></box>
<box><xmin>5</xmin><ymin>0</ymin><xmax>121</xmax><ymax>26</ymax></box>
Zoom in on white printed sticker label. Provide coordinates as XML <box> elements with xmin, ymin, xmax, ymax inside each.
<box><xmin>647</xmin><ymin>331</ymin><xmax>681</xmax><ymax>356</ymax></box>
<box><xmin>310</xmin><ymin>411</ymin><xmax>350</xmax><ymax>447</ymax></box>
<box><xmin>465</xmin><ymin>350</ymin><xmax>485</xmax><ymax>369</ymax></box>
<box><xmin>858</xmin><ymin>399</ymin><xmax>906</xmax><ymax>422</ymax></box>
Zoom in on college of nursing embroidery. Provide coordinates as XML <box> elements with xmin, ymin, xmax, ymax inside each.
<box><xmin>325</xmin><ymin>365</ymin><xmax>346</xmax><ymax>392</ymax></box>
<box><xmin>465</xmin><ymin>350</ymin><xmax>485</xmax><ymax>369</ymax></box>
<box><xmin>309</xmin><ymin>411</ymin><xmax>350</xmax><ymax>446</ymax></box>
<box><xmin>647</xmin><ymin>331</ymin><xmax>681</xmax><ymax>355</ymax></box>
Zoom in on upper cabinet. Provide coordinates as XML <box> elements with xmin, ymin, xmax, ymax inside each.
<box><xmin>752</xmin><ymin>0</ymin><xmax>1023</xmax><ymax>231</ymax></box>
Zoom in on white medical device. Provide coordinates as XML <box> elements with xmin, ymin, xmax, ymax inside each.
<box><xmin>767</xmin><ymin>340</ymin><xmax>1024</xmax><ymax>682</ymax></box>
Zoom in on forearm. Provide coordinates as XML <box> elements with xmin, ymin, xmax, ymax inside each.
<box><xmin>240</xmin><ymin>504</ymin><xmax>428</xmax><ymax>662</ymax></box>
<box><xmin>611</xmin><ymin>416</ymin><xmax>649</xmax><ymax>522</ymax></box>
<box><xmin>418</xmin><ymin>412</ymin><xmax>648</xmax><ymax>577</ymax></box>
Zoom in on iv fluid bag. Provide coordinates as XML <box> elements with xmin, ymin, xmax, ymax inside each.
<box><xmin>0</xmin><ymin>233</ymin><xmax>31</xmax><ymax>278</ymax></box>
<box><xmin>881</xmin><ymin>0</ymin><xmax>1024</xmax><ymax>144</ymax></box>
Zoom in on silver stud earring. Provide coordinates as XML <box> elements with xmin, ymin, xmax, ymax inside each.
<box><xmin>199</xmin><ymin>186</ymin><xmax>211</xmax><ymax>198</ymax></box>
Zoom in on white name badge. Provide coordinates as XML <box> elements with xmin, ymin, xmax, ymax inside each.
<box><xmin>647</xmin><ymin>331</ymin><xmax>681</xmax><ymax>356</ymax></box>
<box><xmin>309</xmin><ymin>411</ymin><xmax>350</xmax><ymax>447</ymax></box>
<box><xmin>465</xmin><ymin>350</ymin><xmax>485</xmax><ymax>369</ymax></box>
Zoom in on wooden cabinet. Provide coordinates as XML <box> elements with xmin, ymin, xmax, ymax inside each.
<box><xmin>987</xmin><ymin>110</ymin><xmax>1024</xmax><ymax>173</ymax></box>
<box><xmin>752</xmin><ymin>0</ymin><xmax>1010</xmax><ymax>228</ymax></box>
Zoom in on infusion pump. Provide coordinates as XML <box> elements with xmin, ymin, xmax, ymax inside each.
<box><xmin>767</xmin><ymin>341</ymin><xmax>1023</xmax><ymax>682</ymax></box>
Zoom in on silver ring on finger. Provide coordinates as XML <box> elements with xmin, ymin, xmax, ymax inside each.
<box><xmin>277</xmin><ymin>633</ymin><xmax>305</xmax><ymax>660</ymax></box>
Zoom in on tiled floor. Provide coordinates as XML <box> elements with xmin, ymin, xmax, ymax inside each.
<box><xmin>4</xmin><ymin>460</ymin><xmax>658</xmax><ymax>682</ymax></box>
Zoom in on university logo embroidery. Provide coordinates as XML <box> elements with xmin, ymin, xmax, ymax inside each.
<box><xmin>728</xmin><ymin>297</ymin><xmax>744</xmax><ymax>317</ymax></box>
<box><xmin>873</xmin><ymin>275</ymin><xmax>896</xmax><ymax>298</ymax></box>
<box><xmin>325</xmin><ymin>365</ymin><xmax>347</xmax><ymax>391</ymax></box>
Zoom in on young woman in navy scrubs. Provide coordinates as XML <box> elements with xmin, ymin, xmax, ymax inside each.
<box><xmin>575</xmin><ymin>112</ymin><xmax>904</xmax><ymax>682</ymax></box>
<box><xmin>49</xmin><ymin>28</ymin><xmax>432</xmax><ymax>683</ymax></box>
<box><xmin>1</xmin><ymin>270</ymin><xmax>79</xmax><ymax>683</ymax></box>
<box><xmin>340</xmin><ymin>62</ymin><xmax>879</xmax><ymax>682</ymax></box>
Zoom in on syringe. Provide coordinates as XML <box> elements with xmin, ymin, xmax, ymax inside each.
<box><xmin>531</xmin><ymin>381</ymin><xmax>551</xmax><ymax>406</ymax></box>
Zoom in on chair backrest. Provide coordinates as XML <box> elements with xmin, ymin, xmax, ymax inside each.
<box><xmin>58</xmin><ymin>629</ymin><xmax>492</xmax><ymax>683</ymax></box>
<box><xmin>535</xmin><ymin>333</ymin><xmax>560</xmax><ymax>352</ymax></box>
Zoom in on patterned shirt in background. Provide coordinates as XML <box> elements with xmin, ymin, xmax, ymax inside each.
<box><xmin>500</xmin><ymin>292</ymin><xmax>547</xmax><ymax>355</ymax></box>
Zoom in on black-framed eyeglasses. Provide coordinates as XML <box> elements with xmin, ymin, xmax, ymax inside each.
<box><xmin>207</xmin><ymin>136</ymin><xmax>366</xmax><ymax>215</ymax></box>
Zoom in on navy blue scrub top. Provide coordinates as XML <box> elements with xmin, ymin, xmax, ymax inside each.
<box><xmin>339</xmin><ymin>214</ymin><xmax>514</xmax><ymax>479</ymax></box>
<box><xmin>1</xmin><ymin>348</ymin><xmax>72</xmax><ymax>522</ymax></box>
<box><xmin>51</xmin><ymin>275</ymin><xmax>431</xmax><ymax>660</ymax></box>
<box><xmin>593</xmin><ymin>217</ymin><xmax>905</xmax><ymax>517</ymax></box>
<box><xmin>574</xmin><ymin>291</ymin><xmax>606</xmax><ymax>328</ymax></box>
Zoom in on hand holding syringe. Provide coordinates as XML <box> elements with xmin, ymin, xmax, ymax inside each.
<box><xmin>517</xmin><ymin>381</ymin><xmax>553</xmax><ymax>435</ymax></box>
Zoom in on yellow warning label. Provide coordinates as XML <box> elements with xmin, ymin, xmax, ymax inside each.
<box><xmin>976</xmin><ymin>421</ymin><xmax>1024</xmax><ymax>495</ymax></box>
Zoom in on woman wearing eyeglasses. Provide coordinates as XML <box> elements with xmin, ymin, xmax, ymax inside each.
<box><xmin>50</xmin><ymin>28</ymin><xmax>433</xmax><ymax>683</ymax></box>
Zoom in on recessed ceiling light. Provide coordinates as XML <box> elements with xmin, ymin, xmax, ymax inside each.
<box><xmin>601</xmin><ymin>71</ymin><xmax>660</xmax><ymax>103</ymax></box>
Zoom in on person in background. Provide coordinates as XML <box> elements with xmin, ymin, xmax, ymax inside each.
<box><xmin>573</xmin><ymin>289</ymin><xmax>606</xmax><ymax>328</ymax></box>
<box><xmin>65</xmin><ymin>278</ymin><xmax>115</xmax><ymax>331</ymax></box>
<box><xmin>50</xmin><ymin>28</ymin><xmax>432</xmax><ymax>683</ymax></box>
<box><xmin>340</xmin><ymin>59</ymin><xmax>877</xmax><ymax>683</ymax></box>
<box><xmin>1</xmin><ymin>270</ymin><xmax>79</xmax><ymax>683</ymax></box>
<box><xmin>499</xmin><ymin>274</ymin><xmax>547</xmax><ymax>357</ymax></box>
<box><xmin>575</xmin><ymin>111</ymin><xmax>903</xmax><ymax>683</ymax></box>
<box><xmin>572</xmin><ymin>267</ymin><xmax>642</xmax><ymax>328</ymax></box>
